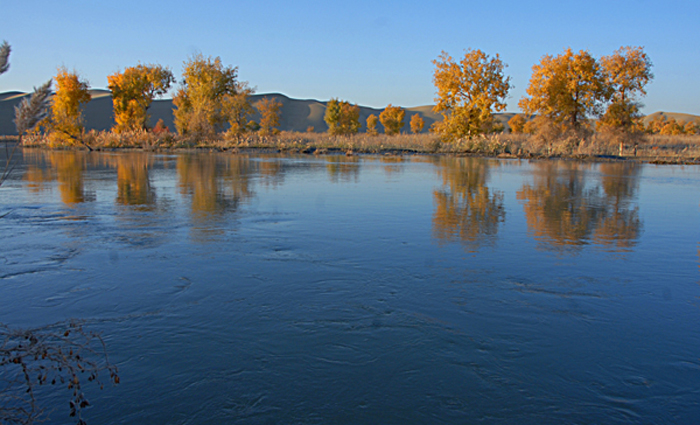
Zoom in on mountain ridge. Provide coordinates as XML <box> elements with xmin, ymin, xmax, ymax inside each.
<box><xmin>1</xmin><ymin>91</ymin><xmax>697</xmax><ymax>136</ymax></box>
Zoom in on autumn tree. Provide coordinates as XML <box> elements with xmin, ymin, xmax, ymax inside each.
<box><xmin>366</xmin><ymin>114</ymin><xmax>378</xmax><ymax>135</ymax></box>
<box><xmin>223</xmin><ymin>83</ymin><xmax>255</xmax><ymax>138</ymax></box>
<box><xmin>645</xmin><ymin>115</ymin><xmax>665</xmax><ymax>134</ymax></box>
<box><xmin>379</xmin><ymin>104</ymin><xmax>405</xmax><ymax>135</ymax></box>
<box><xmin>432</xmin><ymin>49</ymin><xmax>511</xmax><ymax>142</ymax></box>
<box><xmin>683</xmin><ymin>121</ymin><xmax>698</xmax><ymax>135</ymax></box>
<box><xmin>519</xmin><ymin>48</ymin><xmax>607</xmax><ymax>131</ymax></box>
<box><xmin>46</xmin><ymin>68</ymin><xmax>91</xmax><ymax>145</ymax></box>
<box><xmin>659</xmin><ymin>117</ymin><xmax>683</xmax><ymax>135</ymax></box>
<box><xmin>324</xmin><ymin>98</ymin><xmax>360</xmax><ymax>135</ymax></box>
<box><xmin>255</xmin><ymin>96</ymin><xmax>282</xmax><ymax>136</ymax></box>
<box><xmin>598</xmin><ymin>46</ymin><xmax>653</xmax><ymax>133</ymax></box>
<box><xmin>507</xmin><ymin>114</ymin><xmax>526</xmax><ymax>133</ymax></box>
<box><xmin>173</xmin><ymin>54</ymin><xmax>246</xmax><ymax>138</ymax></box>
<box><xmin>107</xmin><ymin>64</ymin><xmax>174</xmax><ymax>133</ymax></box>
<box><xmin>410</xmin><ymin>114</ymin><xmax>425</xmax><ymax>134</ymax></box>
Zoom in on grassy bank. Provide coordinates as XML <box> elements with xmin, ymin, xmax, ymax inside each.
<box><xmin>10</xmin><ymin>131</ymin><xmax>700</xmax><ymax>164</ymax></box>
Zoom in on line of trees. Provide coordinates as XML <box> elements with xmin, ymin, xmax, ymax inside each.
<box><xmin>431</xmin><ymin>46</ymin><xmax>658</xmax><ymax>143</ymax></box>
<box><xmin>7</xmin><ymin>41</ymin><xmax>696</xmax><ymax>146</ymax></box>
<box><xmin>324</xmin><ymin>101</ymin><xmax>425</xmax><ymax>136</ymax></box>
<box><xmin>6</xmin><ymin>50</ymin><xmax>285</xmax><ymax>144</ymax></box>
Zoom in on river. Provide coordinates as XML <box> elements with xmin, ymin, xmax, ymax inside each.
<box><xmin>1</xmin><ymin>150</ymin><xmax>699</xmax><ymax>424</ymax></box>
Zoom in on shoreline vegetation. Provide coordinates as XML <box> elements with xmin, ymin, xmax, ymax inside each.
<box><xmin>4</xmin><ymin>131</ymin><xmax>700</xmax><ymax>165</ymax></box>
<box><xmin>2</xmin><ymin>44</ymin><xmax>700</xmax><ymax>166</ymax></box>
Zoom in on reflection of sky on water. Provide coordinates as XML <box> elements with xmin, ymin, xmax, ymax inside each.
<box><xmin>11</xmin><ymin>151</ymin><xmax>656</xmax><ymax>253</ymax></box>
<box><xmin>2</xmin><ymin>151</ymin><xmax>700</xmax><ymax>424</ymax></box>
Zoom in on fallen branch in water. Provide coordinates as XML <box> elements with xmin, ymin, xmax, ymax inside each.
<box><xmin>0</xmin><ymin>320</ymin><xmax>119</xmax><ymax>425</ymax></box>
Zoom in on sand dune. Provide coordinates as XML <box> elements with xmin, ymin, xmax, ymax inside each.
<box><xmin>1</xmin><ymin>90</ymin><xmax>698</xmax><ymax>136</ymax></box>
<box><xmin>642</xmin><ymin>111</ymin><xmax>700</xmax><ymax>125</ymax></box>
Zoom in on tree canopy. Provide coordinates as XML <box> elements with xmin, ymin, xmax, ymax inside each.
<box><xmin>0</xmin><ymin>41</ymin><xmax>10</xmax><ymax>75</ymax></box>
<box><xmin>173</xmin><ymin>54</ymin><xmax>244</xmax><ymax>138</ymax></box>
<box><xmin>432</xmin><ymin>49</ymin><xmax>511</xmax><ymax>141</ymax></box>
<box><xmin>222</xmin><ymin>83</ymin><xmax>255</xmax><ymax>138</ymax></box>
<box><xmin>519</xmin><ymin>48</ymin><xmax>607</xmax><ymax>131</ymax></box>
<box><xmin>410</xmin><ymin>114</ymin><xmax>425</xmax><ymax>134</ymax></box>
<box><xmin>324</xmin><ymin>99</ymin><xmax>360</xmax><ymax>135</ymax></box>
<box><xmin>108</xmin><ymin>64</ymin><xmax>174</xmax><ymax>133</ymax></box>
<box><xmin>256</xmin><ymin>96</ymin><xmax>282</xmax><ymax>136</ymax></box>
<box><xmin>47</xmin><ymin>68</ymin><xmax>91</xmax><ymax>145</ymax></box>
<box><xmin>379</xmin><ymin>104</ymin><xmax>405</xmax><ymax>135</ymax></box>
<box><xmin>366</xmin><ymin>114</ymin><xmax>378</xmax><ymax>136</ymax></box>
<box><xmin>598</xmin><ymin>46</ymin><xmax>653</xmax><ymax>132</ymax></box>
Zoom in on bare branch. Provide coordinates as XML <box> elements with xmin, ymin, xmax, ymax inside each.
<box><xmin>0</xmin><ymin>320</ymin><xmax>119</xmax><ymax>425</ymax></box>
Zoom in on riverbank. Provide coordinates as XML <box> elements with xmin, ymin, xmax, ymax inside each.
<box><xmin>4</xmin><ymin>131</ymin><xmax>700</xmax><ymax>165</ymax></box>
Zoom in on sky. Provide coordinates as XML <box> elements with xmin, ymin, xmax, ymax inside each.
<box><xmin>2</xmin><ymin>0</ymin><xmax>699</xmax><ymax>114</ymax></box>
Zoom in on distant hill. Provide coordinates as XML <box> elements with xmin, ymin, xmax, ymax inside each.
<box><xmin>0</xmin><ymin>90</ymin><xmax>441</xmax><ymax>135</ymax></box>
<box><xmin>1</xmin><ymin>90</ymin><xmax>698</xmax><ymax>135</ymax></box>
<box><xmin>642</xmin><ymin>111</ymin><xmax>700</xmax><ymax>125</ymax></box>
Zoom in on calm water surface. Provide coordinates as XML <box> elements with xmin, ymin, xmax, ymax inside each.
<box><xmin>1</xmin><ymin>150</ymin><xmax>699</xmax><ymax>424</ymax></box>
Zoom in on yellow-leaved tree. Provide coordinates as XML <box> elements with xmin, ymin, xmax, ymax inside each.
<box><xmin>432</xmin><ymin>49</ymin><xmax>510</xmax><ymax>142</ymax></box>
<box><xmin>507</xmin><ymin>114</ymin><xmax>526</xmax><ymax>133</ymax></box>
<box><xmin>255</xmin><ymin>96</ymin><xmax>283</xmax><ymax>136</ymax></box>
<box><xmin>410</xmin><ymin>114</ymin><xmax>425</xmax><ymax>134</ymax></box>
<box><xmin>107</xmin><ymin>64</ymin><xmax>174</xmax><ymax>133</ymax></box>
<box><xmin>366</xmin><ymin>114</ymin><xmax>378</xmax><ymax>136</ymax></box>
<box><xmin>47</xmin><ymin>68</ymin><xmax>91</xmax><ymax>146</ymax></box>
<box><xmin>324</xmin><ymin>98</ymin><xmax>360</xmax><ymax>135</ymax></box>
<box><xmin>173</xmin><ymin>54</ymin><xmax>246</xmax><ymax>138</ymax></box>
<box><xmin>598</xmin><ymin>46</ymin><xmax>653</xmax><ymax>134</ymax></box>
<box><xmin>519</xmin><ymin>48</ymin><xmax>607</xmax><ymax>131</ymax></box>
<box><xmin>379</xmin><ymin>104</ymin><xmax>405</xmax><ymax>135</ymax></box>
<box><xmin>222</xmin><ymin>82</ymin><xmax>255</xmax><ymax>138</ymax></box>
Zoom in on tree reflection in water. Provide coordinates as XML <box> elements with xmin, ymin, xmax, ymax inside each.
<box><xmin>432</xmin><ymin>157</ymin><xmax>505</xmax><ymax>252</ymax></box>
<box><xmin>111</xmin><ymin>153</ymin><xmax>156</xmax><ymax>208</ymax></box>
<box><xmin>23</xmin><ymin>151</ymin><xmax>94</xmax><ymax>205</ymax></box>
<box><xmin>593</xmin><ymin>163</ymin><xmax>643</xmax><ymax>249</ymax></box>
<box><xmin>257</xmin><ymin>156</ymin><xmax>285</xmax><ymax>188</ymax></box>
<box><xmin>177</xmin><ymin>154</ymin><xmax>255</xmax><ymax>219</ymax></box>
<box><xmin>517</xmin><ymin>161</ymin><xmax>642</xmax><ymax>252</ymax></box>
<box><xmin>326</xmin><ymin>156</ymin><xmax>360</xmax><ymax>183</ymax></box>
<box><xmin>379</xmin><ymin>155</ymin><xmax>406</xmax><ymax>176</ymax></box>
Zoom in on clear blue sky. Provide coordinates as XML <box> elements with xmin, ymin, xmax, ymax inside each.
<box><xmin>2</xmin><ymin>0</ymin><xmax>699</xmax><ymax>114</ymax></box>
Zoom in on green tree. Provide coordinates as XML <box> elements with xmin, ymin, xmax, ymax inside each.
<box><xmin>324</xmin><ymin>98</ymin><xmax>360</xmax><ymax>135</ymax></box>
<box><xmin>173</xmin><ymin>54</ymin><xmax>244</xmax><ymax>138</ymax></box>
<box><xmin>47</xmin><ymin>68</ymin><xmax>91</xmax><ymax>146</ymax></box>
<box><xmin>432</xmin><ymin>49</ymin><xmax>511</xmax><ymax>142</ymax></box>
<box><xmin>366</xmin><ymin>114</ymin><xmax>378</xmax><ymax>136</ymax></box>
<box><xmin>410</xmin><ymin>113</ymin><xmax>425</xmax><ymax>134</ymax></box>
<box><xmin>108</xmin><ymin>64</ymin><xmax>174</xmax><ymax>133</ymax></box>
<box><xmin>598</xmin><ymin>46</ymin><xmax>653</xmax><ymax>133</ymax></box>
<box><xmin>519</xmin><ymin>48</ymin><xmax>607</xmax><ymax>130</ymax></box>
<box><xmin>255</xmin><ymin>96</ymin><xmax>282</xmax><ymax>136</ymax></box>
